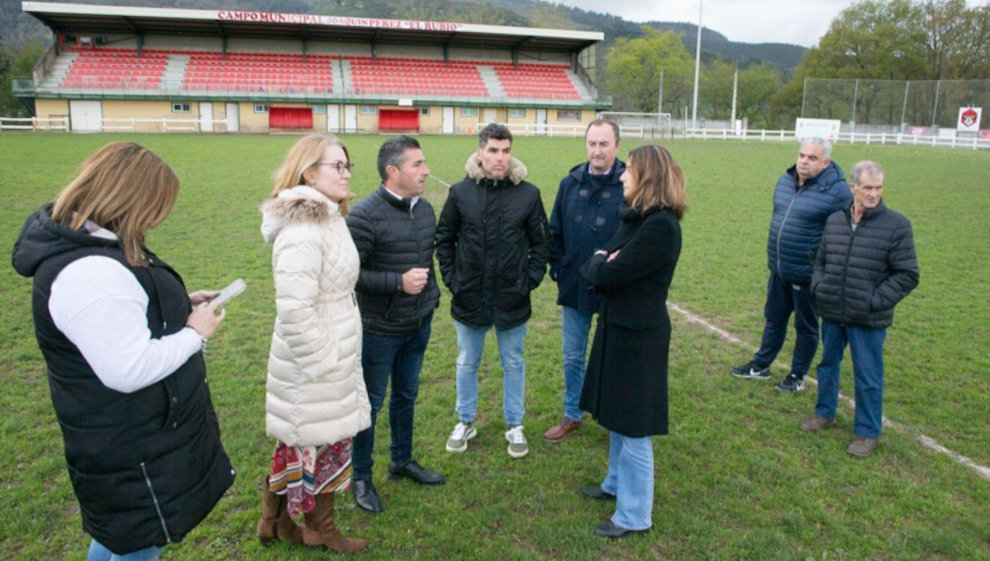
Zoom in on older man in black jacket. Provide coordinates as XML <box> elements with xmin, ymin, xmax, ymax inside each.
<box><xmin>800</xmin><ymin>161</ymin><xmax>919</xmax><ymax>457</ymax></box>
<box><xmin>346</xmin><ymin>136</ymin><xmax>444</xmax><ymax>514</ymax></box>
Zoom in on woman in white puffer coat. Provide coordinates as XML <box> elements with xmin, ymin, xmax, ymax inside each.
<box><xmin>257</xmin><ymin>134</ymin><xmax>371</xmax><ymax>553</ymax></box>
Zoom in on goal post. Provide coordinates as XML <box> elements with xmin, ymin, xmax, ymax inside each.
<box><xmin>597</xmin><ymin>111</ymin><xmax>672</xmax><ymax>139</ymax></box>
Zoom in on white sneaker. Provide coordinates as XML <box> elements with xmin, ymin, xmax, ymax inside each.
<box><xmin>446</xmin><ymin>421</ymin><xmax>477</xmax><ymax>453</ymax></box>
<box><xmin>505</xmin><ymin>425</ymin><xmax>529</xmax><ymax>458</ymax></box>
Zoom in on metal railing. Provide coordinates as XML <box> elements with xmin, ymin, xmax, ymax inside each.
<box><xmin>12</xmin><ymin>77</ymin><xmax>609</xmax><ymax>108</ymax></box>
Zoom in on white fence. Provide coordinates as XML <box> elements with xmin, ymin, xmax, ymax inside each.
<box><xmin>4</xmin><ymin>116</ymin><xmax>988</xmax><ymax>150</ymax></box>
<box><xmin>0</xmin><ymin>117</ymin><xmax>69</xmax><ymax>131</ymax></box>
<box><xmin>683</xmin><ymin>128</ymin><xmax>990</xmax><ymax>150</ymax></box>
<box><xmin>507</xmin><ymin>122</ymin><xmax>656</xmax><ymax>139</ymax></box>
<box><xmin>0</xmin><ymin>116</ymin><xmax>227</xmax><ymax>133</ymax></box>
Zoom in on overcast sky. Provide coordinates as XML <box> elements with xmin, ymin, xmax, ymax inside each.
<box><xmin>548</xmin><ymin>0</ymin><xmax>858</xmax><ymax>47</ymax></box>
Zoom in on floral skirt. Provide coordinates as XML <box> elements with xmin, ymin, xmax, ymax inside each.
<box><xmin>267</xmin><ymin>439</ymin><xmax>352</xmax><ymax>517</ymax></box>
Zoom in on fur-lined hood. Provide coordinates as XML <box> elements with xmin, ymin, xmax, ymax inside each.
<box><xmin>463</xmin><ymin>153</ymin><xmax>529</xmax><ymax>185</ymax></box>
<box><xmin>260</xmin><ymin>185</ymin><xmax>339</xmax><ymax>244</ymax></box>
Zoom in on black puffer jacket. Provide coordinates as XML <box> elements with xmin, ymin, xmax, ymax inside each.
<box><xmin>12</xmin><ymin>204</ymin><xmax>235</xmax><ymax>555</ymax></box>
<box><xmin>346</xmin><ymin>185</ymin><xmax>440</xmax><ymax>335</ymax></box>
<box><xmin>435</xmin><ymin>154</ymin><xmax>550</xmax><ymax>329</ymax></box>
<box><xmin>811</xmin><ymin>200</ymin><xmax>919</xmax><ymax>329</ymax></box>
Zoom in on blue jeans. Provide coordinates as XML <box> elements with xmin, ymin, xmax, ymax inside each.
<box><xmin>753</xmin><ymin>272</ymin><xmax>819</xmax><ymax>377</ymax></box>
<box><xmin>601</xmin><ymin>431</ymin><xmax>653</xmax><ymax>531</ymax></box>
<box><xmin>561</xmin><ymin>306</ymin><xmax>592</xmax><ymax>422</ymax></box>
<box><xmin>352</xmin><ymin>317</ymin><xmax>432</xmax><ymax>480</ymax></box>
<box><xmin>814</xmin><ymin>319</ymin><xmax>887</xmax><ymax>439</ymax></box>
<box><xmin>454</xmin><ymin>320</ymin><xmax>527</xmax><ymax>426</ymax></box>
<box><xmin>87</xmin><ymin>540</ymin><xmax>162</xmax><ymax>561</ymax></box>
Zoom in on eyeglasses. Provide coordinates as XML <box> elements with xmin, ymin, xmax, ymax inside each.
<box><xmin>316</xmin><ymin>161</ymin><xmax>354</xmax><ymax>174</ymax></box>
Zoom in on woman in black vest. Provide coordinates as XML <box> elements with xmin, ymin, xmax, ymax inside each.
<box><xmin>578</xmin><ymin>145</ymin><xmax>686</xmax><ymax>539</ymax></box>
<box><xmin>12</xmin><ymin>142</ymin><xmax>235</xmax><ymax>561</ymax></box>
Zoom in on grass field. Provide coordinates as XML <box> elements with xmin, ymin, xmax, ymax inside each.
<box><xmin>1</xmin><ymin>132</ymin><xmax>988</xmax><ymax>560</ymax></box>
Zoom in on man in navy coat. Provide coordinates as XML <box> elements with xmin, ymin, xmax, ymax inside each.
<box><xmin>542</xmin><ymin>119</ymin><xmax>625</xmax><ymax>442</ymax></box>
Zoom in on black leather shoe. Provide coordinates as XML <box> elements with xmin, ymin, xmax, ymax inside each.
<box><xmin>388</xmin><ymin>459</ymin><xmax>446</xmax><ymax>485</ymax></box>
<box><xmin>352</xmin><ymin>479</ymin><xmax>382</xmax><ymax>514</ymax></box>
<box><xmin>594</xmin><ymin>520</ymin><xmax>648</xmax><ymax>539</ymax></box>
<box><xmin>580</xmin><ymin>485</ymin><xmax>616</xmax><ymax>501</ymax></box>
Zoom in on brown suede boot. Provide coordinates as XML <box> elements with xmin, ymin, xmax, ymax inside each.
<box><xmin>257</xmin><ymin>479</ymin><xmax>305</xmax><ymax>545</ymax></box>
<box><xmin>303</xmin><ymin>492</ymin><xmax>368</xmax><ymax>553</ymax></box>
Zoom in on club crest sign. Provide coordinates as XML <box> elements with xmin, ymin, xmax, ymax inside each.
<box><xmin>957</xmin><ymin>107</ymin><xmax>982</xmax><ymax>132</ymax></box>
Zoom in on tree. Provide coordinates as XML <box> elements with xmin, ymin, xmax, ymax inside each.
<box><xmin>393</xmin><ymin>0</ymin><xmax>449</xmax><ymax>21</ymax></box>
<box><xmin>448</xmin><ymin>3</ymin><xmax>527</xmax><ymax>26</ymax></box>
<box><xmin>813</xmin><ymin>0</ymin><xmax>929</xmax><ymax>80</ymax></box>
<box><xmin>527</xmin><ymin>4</ymin><xmax>580</xmax><ymax>30</ymax></box>
<box><xmin>737</xmin><ymin>63</ymin><xmax>783</xmax><ymax>128</ymax></box>
<box><xmin>603</xmin><ymin>27</ymin><xmax>692</xmax><ymax>114</ymax></box>
<box><xmin>775</xmin><ymin>0</ymin><xmax>929</xmax><ymax>125</ymax></box>
<box><xmin>700</xmin><ymin>59</ymin><xmax>735</xmax><ymax>120</ymax></box>
<box><xmin>0</xmin><ymin>41</ymin><xmax>44</xmax><ymax>117</ymax></box>
<box><xmin>922</xmin><ymin>0</ymin><xmax>990</xmax><ymax>79</ymax></box>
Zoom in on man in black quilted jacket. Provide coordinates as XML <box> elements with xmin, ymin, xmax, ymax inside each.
<box><xmin>346</xmin><ymin>135</ymin><xmax>445</xmax><ymax>514</ymax></box>
<box><xmin>800</xmin><ymin>161</ymin><xmax>919</xmax><ymax>457</ymax></box>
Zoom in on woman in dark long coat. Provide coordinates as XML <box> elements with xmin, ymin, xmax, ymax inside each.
<box><xmin>578</xmin><ymin>145</ymin><xmax>686</xmax><ymax>539</ymax></box>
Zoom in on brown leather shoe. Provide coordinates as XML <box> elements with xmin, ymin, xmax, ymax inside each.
<box><xmin>847</xmin><ymin>437</ymin><xmax>878</xmax><ymax>457</ymax></box>
<box><xmin>799</xmin><ymin>416</ymin><xmax>836</xmax><ymax>433</ymax></box>
<box><xmin>543</xmin><ymin>418</ymin><xmax>581</xmax><ymax>442</ymax></box>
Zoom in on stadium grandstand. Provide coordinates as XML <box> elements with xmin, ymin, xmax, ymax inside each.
<box><xmin>15</xmin><ymin>1</ymin><xmax>609</xmax><ymax>134</ymax></box>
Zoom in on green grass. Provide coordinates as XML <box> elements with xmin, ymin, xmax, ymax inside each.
<box><xmin>1</xmin><ymin>133</ymin><xmax>988</xmax><ymax>560</ymax></box>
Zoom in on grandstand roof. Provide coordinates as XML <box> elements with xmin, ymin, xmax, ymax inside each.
<box><xmin>22</xmin><ymin>2</ymin><xmax>604</xmax><ymax>53</ymax></box>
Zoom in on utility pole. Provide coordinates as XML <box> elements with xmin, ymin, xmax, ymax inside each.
<box><xmin>691</xmin><ymin>0</ymin><xmax>702</xmax><ymax>130</ymax></box>
<box><xmin>730</xmin><ymin>67</ymin><xmax>738</xmax><ymax>133</ymax></box>
<box><xmin>658</xmin><ymin>69</ymin><xmax>664</xmax><ymax>129</ymax></box>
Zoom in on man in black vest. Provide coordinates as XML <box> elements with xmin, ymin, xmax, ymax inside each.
<box><xmin>346</xmin><ymin>136</ymin><xmax>444</xmax><ymax>514</ymax></box>
<box><xmin>800</xmin><ymin>161</ymin><xmax>919</xmax><ymax>457</ymax></box>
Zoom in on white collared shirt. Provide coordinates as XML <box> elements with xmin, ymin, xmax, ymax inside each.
<box><xmin>383</xmin><ymin>184</ymin><xmax>419</xmax><ymax>211</ymax></box>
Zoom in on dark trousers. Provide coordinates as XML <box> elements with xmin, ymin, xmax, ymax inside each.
<box><xmin>351</xmin><ymin>315</ymin><xmax>432</xmax><ymax>481</ymax></box>
<box><xmin>753</xmin><ymin>272</ymin><xmax>819</xmax><ymax>377</ymax></box>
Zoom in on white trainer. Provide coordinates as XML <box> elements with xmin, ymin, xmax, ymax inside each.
<box><xmin>446</xmin><ymin>421</ymin><xmax>477</xmax><ymax>453</ymax></box>
<box><xmin>504</xmin><ymin>425</ymin><xmax>529</xmax><ymax>458</ymax></box>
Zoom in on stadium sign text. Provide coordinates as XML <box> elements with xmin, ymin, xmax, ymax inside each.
<box><xmin>217</xmin><ymin>11</ymin><xmax>463</xmax><ymax>32</ymax></box>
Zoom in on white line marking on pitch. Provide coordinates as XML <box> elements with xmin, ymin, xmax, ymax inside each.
<box><xmin>429</xmin><ymin>175</ymin><xmax>451</xmax><ymax>188</ymax></box>
<box><xmin>667</xmin><ymin>301</ymin><xmax>990</xmax><ymax>481</ymax></box>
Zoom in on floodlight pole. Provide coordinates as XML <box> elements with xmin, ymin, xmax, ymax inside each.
<box><xmin>691</xmin><ymin>0</ymin><xmax>702</xmax><ymax>131</ymax></box>
<box><xmin>730</xmin><ymin>67</ymin><xmax>738</xmax><ymax>131</ymax></box>
<box><xmin>658</xmin><ymin>69</ymin><xmax>664</xmax><ymax>128</ymax></box>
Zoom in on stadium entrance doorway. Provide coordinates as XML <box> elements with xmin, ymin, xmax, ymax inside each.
<box><xmin>536</xmin><ymin>109</ymin><xmax>547</xmax><ymax>135</ymax></box>
<box><xmin>225</xmin><ymin>103</ymin><xmax>240</xmax><ymax>132</ymax></box>
<box><xmin>69</xmin><ymin>100</ymin><xmax>101</xmax><ymax>132</ymax></box>
<box><xmin>270</xmin><ymin>107</ymin><xmax>314</xmax><ymax>130</ymax></box>
<box><xmin>442</xmin><ymin>107</ymin><xmax>454</xmax><ymax>134</ymax></box>
<box><xmin>344</xmin><ymin>105</ymin><xmax>358</xmax><ymax>133</ymax></box>
<box><xmin>379</xmin><ymin>109</ymin><xmax>419</xmax><ymax>132</ymax></box>
<box><xmin>199</xmin><ymin>102</ymin><xmax>213</xmax><ymax>132</ymax></box>
<box><xmin>328</xmin><ymin>104</ymin><xmax>340</xmax><ymax>133</ymax></box>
